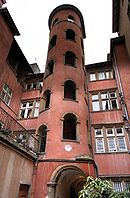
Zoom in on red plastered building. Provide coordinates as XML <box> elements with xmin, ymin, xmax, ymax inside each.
<box><xmin>0</xmin><ymin>1</ymin><xmax>130</xmax><ymax>197</ymax></box>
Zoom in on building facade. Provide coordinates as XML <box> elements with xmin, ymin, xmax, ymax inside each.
<box><xmin>0</xmin><ymin>1</ymin><xmax>130</xmax><ymax>197</ymax></box>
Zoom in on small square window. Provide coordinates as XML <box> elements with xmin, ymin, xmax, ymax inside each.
<box><xmin>106</xmin><ymin>128</ymin><xmax>114</xmax><ymax>136</ymax></box>
<box><xmin>95</xmin><ymin>129</ymin><xmax>103</xmax><ymax>137</ymax></box>
<box><xmin>90</xmin><ymin>73</ymin><xmax>96</xmax><ymax>81</ymax></box>
<box><xmin>116</xmin><ymin>127</ymin><xmax>124</xmax><ymax>135</ymax></box>
<box><xmin>98</xmin><ymin>72</ymin><xmax>105</xmax><ymax>80</ymax></box>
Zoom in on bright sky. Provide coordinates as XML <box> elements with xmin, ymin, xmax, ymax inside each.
<box><xmin>5</xmin><ymin>0</ymin><xmax>117</xmax><ymax>72</ymax></box>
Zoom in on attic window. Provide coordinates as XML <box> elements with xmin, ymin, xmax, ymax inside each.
<box><xmin>67</xmin><ymin>15</ymin><xmax>75</xmax><ymax>22</ymax></box>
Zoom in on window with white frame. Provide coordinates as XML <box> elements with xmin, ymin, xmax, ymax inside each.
<box><xmin>89</xmin><ymin>70</ymin><xmax>113</xmax><ymax>81</ymax></box>
<box><xmin>113</xmin><ymin>181</ymin><xmax>123</xmax><ymax>192</ymax></box>
<box><xmin>96</xmin><ymin>138</ymin><xmax>105</xmax><ymax>153</ymax></box>
<box><xmin>113</xmin><ymin>181</ymin><xmax>130</xmax><ymax>192</ymax></box>
<box><xmin>92</xmin><ymin>91</ymin><xmax>118</xmax><ymax>111</ymax></box>
<box><xmin>19</xmin><ymin>100</ymin><xmax>40</xmax><ymax>119</ymax></box>
<box><xmin>0</xmin><ymin>83</ymin><xmax>13</xmax><ymax>106</ymax></box>
<box><xmin>95</xmin><ymin>126</ymin><xmax>127</xmax><ymax>153</ymax></box>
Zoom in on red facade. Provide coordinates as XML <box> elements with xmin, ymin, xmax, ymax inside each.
<box><xmin>0</xmin><ymin>2</ymin><xmax>130</xmax><ymax>197</ymax></box>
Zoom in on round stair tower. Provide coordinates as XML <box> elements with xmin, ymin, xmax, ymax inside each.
<box><xmin>34</xmin><ymin>4</ymin><xmax>97</xmax><ymax>198</ymax></box>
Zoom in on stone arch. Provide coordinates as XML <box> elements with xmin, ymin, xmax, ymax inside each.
<box><xmin>47</xmin><ymin>164</ymin><xmax>86</xmax><ymax>198</ymax></box>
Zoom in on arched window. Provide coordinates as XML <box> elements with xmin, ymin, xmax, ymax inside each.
<box><xmin>65</xmin><ymin>51</ymin><xmax>76</xmax><ymax>67</ymax></box>
<box><xmin>49</xmin><ymin>35</ymin><xmax>57</xmax><ymax>50</ymax></box>
<box><xmin>68</xmin><ymin>15</ymin><xmax>75</xmax><ymax>22</ymax></box>
<box><xmin>63</xmin><ymin>113</ymin><xmax>77</xmax><ymax>140</ymax></box>
<box><xmin>38</xmin><ymin>125</ymin><xmax>47</xmax><ymax>152</ymax></box>
<box><xmin>43</xmin><ymin>90</ymin><xmax>51</xmax><ymax>109</ymax></box>
<box><xmin>64</xmin><ymin>80</ymin><xmax>76</xmax><ymax>100</ymax></box>
<box><xmin>45</xmin><ymin>60</ymin><xmax>54</xmax><ymax>78</ymax></box>
<box><xmin>66</xmin><ymin>29</ymin><xmax>75</xmax><ymax>41</ymax></box>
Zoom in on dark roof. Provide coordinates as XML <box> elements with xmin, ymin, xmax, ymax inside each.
<box><xmin>12</xmin><ymin>39</ymin><xmax>33</xmax><ymax>74</ymax></box>
<box><xmin>112</xmin><ymin>0</ymin><xmax>120</xmax><ymax>33</ymax></box>
<box><xmin>0</xmin><ymin>7</ymin><xmax>20</xmax><ymax>36</ymax></box>
<box><xmin>48</xmin><ymin>4</ymin><xmax>86</xmax><ymax>38</ymax></box>
<box><xmin>85</xmin><ymin>61</ymin><xmax>110</xmax><ymax>70</ymax></box>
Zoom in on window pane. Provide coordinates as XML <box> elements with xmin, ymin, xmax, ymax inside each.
<box><xmin>125</xmin><ymin>182</ymin><xmax>130</xmax><ymax>192</ymax></box>
<box><xmin>102</xmin><ymin>100</ymin><xmax>109</xmax><ymax>110</ymax></box>
<box><xmin>27</xmin><ymin>109</ymin><xmax>32</xmax><ymax>118</ymax></box>
<box><xmin>1</xmin><ymin>91</ymin><xmax>6</xmax><ymax>100</ymax></box>
<box><xmin>3</xmin><ymin>84</ymin><xmax>8</xmax><ymax>92</ymax></box>
<box><xmin>96</xmin><ymin>138</ymin><xmax>104</xmax><ymax>152</ymax></box>
<box><xmin>5</xmin><ymin>95</ymin><xmax>11</xmax><ymax>105</ymax></box>
<box><xmin>110</xmin><ymin>92</ymin><xmax>116</xmax><ymax>98</ymax></box>
<box><xmin>108</xmin><ymin>138</ymin><xmax>116</xmax><ymax>152</ymax></box>
<box><xmin>90</xmin><ymin>73</ymin><xmax>96</xmax><ymax>81</ymax></box>
<box><xmin>101</xmin><ymin>93</ymin><xmax>108</xmax><ymax>99</ymax></box>
<box><xmin>106</xmin><ymin>71</ymin><xmax>110</xmax><ymax>79</ymax></box>
<box><xmin>20</xmin><ymin>109</ymin><xmax>25</xmax><ymax>118</ymax></box>
<box><xmin>92</xmin><ymin>94</ymin><xmax>98</xmax><ymax>100</ymax></box>
<box><xmin>116</xmin><ymin>127</ymin><xmax>124</xmax><ymax>135</ymax></box>
<box><xmin>113</xmin><ymin>182</ymin><xmax>123</xmax><ymax>192</ymax></box>
<box><xmin>95</xmin><ymin>129</ymin><xmax>102</xmax><ymax>136</ymax></box>
<box><xmin>106</xmin><ymin>128</ymin><xmax>114</xmax><ymax>136</ymax></box>
<box><xmin>111</xmin><ymin>99</ymin><xmax>118</xmax><ymax>109</ymax></box>
<box><xmin>92</xmin><ymin>101</ymin><xmax>100</xmax><ymax>111</ymax></box>
<box><xmin>118</xmin><ymin>137</ymin><xmax>126</xmax><ymax>151</ymax></box>
<box><xmin>98</xmin><ymin>72</ymin><xmax>105</xmax><ymax>80</ymax></box>
<box><xmin>35</xmin><ymin>101</ymin><xmax>40</xmax><ymax>107</ymax></box>
<box><xmin>29</xmin><ymin>102</ymin><xmax>33</xmax><ymax>107</ymax></box>
<box><xmin>34</xmin><ymin>108</ymin><xmax>39</xmax><ymax>117</ymax></box>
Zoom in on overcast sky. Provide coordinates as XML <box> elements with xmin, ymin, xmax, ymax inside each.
<box><xmin>5</xmin><ymin>0</ymin><xmax>117</xmax><ymax>72</ymax></box>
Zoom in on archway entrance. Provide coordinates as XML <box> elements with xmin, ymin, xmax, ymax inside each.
<box><xmin>48</xmin><ymin>165</ymin><xmax>86</xmax><ymax>198</ymax></box>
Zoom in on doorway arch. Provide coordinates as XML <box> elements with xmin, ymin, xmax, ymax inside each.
<box><xmin>47</xmin><ymin>164</ymin><xmax>86</xmax><ymax>198</ymax></box>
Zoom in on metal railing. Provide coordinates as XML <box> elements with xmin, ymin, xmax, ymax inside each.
<box><xmin>0</xmin><ymin>106</ymin><xmax>39</xmax><ymax>155</ymax></box>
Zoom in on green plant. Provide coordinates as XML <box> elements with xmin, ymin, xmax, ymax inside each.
<box><xmin>78</xmin><ymin>176</ymin><xmax>129</xmax><ymax>198</ymax></box>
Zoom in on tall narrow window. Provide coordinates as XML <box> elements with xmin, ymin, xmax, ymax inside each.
<box><xmin>65</xmin><ymin>51</ymin><xmax>76</xmax><ymax>67</ymax></box>
<box><xmin>45</xmin><ymin>60</ymin><xmax>54</xmax><ymax>78</ymax></box>
<box><xmin>43</xmin><ymin>90</ymin><xmax>51</xmax><ymax>109</ymax></box>
<box><xmin>66</xmin><ymin>29</ymin><xmax>75</xmax><ymax>40</ymax></box>
<box><xmin>63</xmin><ymin>113</ymin><xmax>77</xmax><ymax>140</ymax></box>
<box><xmin>38</xmin><ymin>125</ymin><xmax>47</xmax><ymax>152</ymax></box>
<box><xmin>64</xmin><ymin>80</ymin><xmax>76</xmax><ymax>100</ymax></box>
<box><xmin>49</xmin><ymin>35</ymin><xmax>57</xmax><ymax>50</ymax></box>
<box><xmin>96</xmin><ymin>138</ymin><xmax>104</xmax><ymax>153</ymax></box>
<box><xmin>0</xmin><ymin>84</ymin><xmax>13</xmax><ymax>106</ymax></box>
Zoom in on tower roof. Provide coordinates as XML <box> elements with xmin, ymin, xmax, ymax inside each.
<box><xmin>48</xmin><ymin>4</ymin><xmax>86</xmax><ymax>38</ymax></box>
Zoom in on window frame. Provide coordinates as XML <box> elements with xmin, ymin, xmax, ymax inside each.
<box><xmin>91</xmin><ymin>90</ymin><xmax>119</xmax><ymax>112</ymax></box>
<box><xmin>95</xmin><ymin>126</ymin><xmax>127</xmax><ymax>153</ymax></box>
<box><xmin>89</xmin><ymin>70</ymin><xmax>113</xmax><ymax>82</ymax></box>
<box><xmin>0</xmin><ymin>83</ymin><xmax>13</xmax><ymax>106</ymax></box>
<box><xmin>19</xmin><ymin>100</ymin><xmax>40</xmax><ymax>119</ymax></box>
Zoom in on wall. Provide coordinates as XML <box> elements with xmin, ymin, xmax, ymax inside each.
<box><xmin>0</xmin><ymin>143</ymin><xmax>34</xmax><ymax>198</ymax></box>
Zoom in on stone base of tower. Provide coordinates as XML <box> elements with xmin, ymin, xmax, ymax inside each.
<box><xmin>33</xmin><ymin>157</ymin><xmax>97</xmax><ymax>198</ymax></box>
